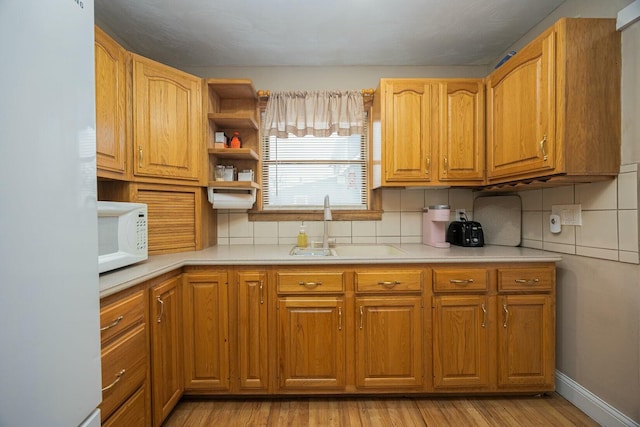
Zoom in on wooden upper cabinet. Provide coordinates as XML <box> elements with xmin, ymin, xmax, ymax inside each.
<box><xmin>487</xmin><ymin>29</ymin><xmax>555</xmax><ymax>180</ymax></box>
<box><xmin>487</xmin><ymin>18</ymin><xmax>621</xmax><ymax>184</ymax></box>
<box><xmin>376</xmin><ymin>79</ymin><xmax>434</xmax><ymax>185</ymax></box>
<box><xmin>372</xmin><ymin>78</ymin><xmax>485</xmax><ymax>187</ymax></box>
<box><xmin>438</xmin><ymin>80</ymin><xmax>485</xmax><ymax>182</ymax></box>
<box><xmin>132</xmin><ymin>54</ymin><xmax>202</xmax><ymax>183</ymax></box>
<box><xmin>95</xmin><ymin>27</ymin><xmax>127</xmax><ymax>179</ymax></box>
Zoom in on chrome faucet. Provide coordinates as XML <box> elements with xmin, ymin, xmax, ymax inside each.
<box><xmin>323</xmin><ymin>195</ymin><xmax>332</xmax><ymax>250</ymax></box>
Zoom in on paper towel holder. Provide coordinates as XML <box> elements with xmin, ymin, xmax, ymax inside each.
<box><xmin>207</xmin><ymin>187</ymin><xmax>257</xmax><ymax>210</ymax></box>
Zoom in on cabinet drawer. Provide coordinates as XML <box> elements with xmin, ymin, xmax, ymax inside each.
<box><xmin>100</xmin><ymin>290</ymin><xmax>145</xmax><ymax>345</ymax></box>
<box><xmin>355</xmin><ymin>270</ymin><xmax>423</xmax><ymax>293</ymax></box>
<box><xmin>433</xmin><ymin>268</ymin><xmax>488</xmax><ymax>292</ymax></box>
<box><xmin>498</xmin><ymin>266</ymin><xmax>554</xmax><ymax>292</ymax></box>
<box><xmin>277</xmin><ymin>271</ymin><xmax>344</xmax><ymax>294</ymax></box>
<box><xmin>101</xmin><ymin>324</ymin><xmax>147</xmax><ymax>421</ymax></box>
<box><xmin>102</xmin><ymin>384</ymin><xmax>148</xmax><ymax>427</ymax></box>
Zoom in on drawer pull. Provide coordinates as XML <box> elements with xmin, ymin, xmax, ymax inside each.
<box><xmin>514</xmin><ymin>278</ymin><xmax>540</xmax><ymax>285</ymax></box>
<box><xmin>449</xmin><ymin>279</ymin><xmax>474</xmax><ymax>285</ymax></box>
<box><xmin>298</xmin><ymin>281</ymin><xmax>322</xmax><ymax>288</ymax></box>
<box><xmin>377</xmin><ymin>281</ymin><xmax>400</xmax><ymax>287</ymax></box>
<box><xmin>338</xmin><ymin>307</ymin><xmax>342</xmax><ymax>331</ymax></box>
<box><xmin>102</xmin><ymin>369</ymin><xmax>126</xmax><ymax>392</ymax></box>
<box><xmin>259</xmin><ymin>281</ymin><xmax>264</xmax><ymax>304</ymax></box>
<box><xmin>100</xmin><ymin>315</ymin><xmax>124</xmax><ymax>332</ymax></box>
<box><xmin>359</xmin><ymin>306</ymin><xmax>364</xmax><ymax>329</ymax></box>
<box><xmin>540</xmin><ymin>135</ymin><xmax>548</xmax><ymax>161</ymax></box>
<box><xmin>481</xmin><ymin>303</ymin><xmax>487</xmax><ymax>328</ymax></box>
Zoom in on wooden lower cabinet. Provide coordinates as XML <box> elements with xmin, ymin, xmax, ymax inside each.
<box><xmin>355</xmin><ymin>297</ymin><xmax>423</xmax><ymax>389</ymax></box>
<box><xmin>277</xmin><ymin>297</ymin><xmax>346</xmax><ymax>391</ymax></box>
<box><xmin>432</xmin><ymin>295</ymin><xmax>490</xmax><ymax>389</ymax></box>
<box><xmin>102</xmin><ymin>385</ymin><xmax>149</xmax><ymax>427</ymax></box>
<box><xmin>182</xmin><ymin>270</ymin><xmax>230</xmax><ymax>391</ymax></box>
<box><xmin>498</xmin><ymin>294</ymin><xmax>555</xmax><ymax>388</ymax></box>
<box><xmin>236</xmin><ymin>270</ymin><xmax>269</xmax><ymax>392</ymax></box>
<box><xmin>150</xmin><ymin>276</ymin><xmax>183</xmax><ymax>427</ymax></box>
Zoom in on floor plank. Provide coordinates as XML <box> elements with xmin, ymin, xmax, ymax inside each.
<box><xmin>162</xmin><ymin>393</ymin><xmax>598</xmax><ymax>426</ymax></box>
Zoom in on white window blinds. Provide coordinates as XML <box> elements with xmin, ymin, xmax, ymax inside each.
<box><xmin>261</xmin><ymin>113</ymin><xmax>368</xmax><ymax>210</ymax></box>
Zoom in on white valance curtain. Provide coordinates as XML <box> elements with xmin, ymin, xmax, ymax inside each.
<box><xmin>262</xmin><ymin>90</ymin><xmax>364</xmax><ymax>138</ymax></box>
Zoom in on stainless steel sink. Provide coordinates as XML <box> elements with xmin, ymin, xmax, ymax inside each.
<box><xmin>333</xmin><ymin>244</ymin><xmax>406</xmax><ymax>257</ymax></box>
<box><xmin>289</xmin><ymin>246</ymin><xmax>336</xmax><ymax>256</ymax></box>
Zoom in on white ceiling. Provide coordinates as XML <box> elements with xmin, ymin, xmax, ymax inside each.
<box><xmin>95</xmin><ymin>0</ymin><xmax>566</xmax><ymax>68</ymax></box>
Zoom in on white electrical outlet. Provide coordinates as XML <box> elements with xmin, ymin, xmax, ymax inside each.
<box><xmin>455</xmin><ymin>209</ymin><xmax>466</xmax><ymax>221</ymax></box>
<box><xmin>551</xmin><ymin>204</ymin><xmax>582</xmax><ymax>226</ymax></box>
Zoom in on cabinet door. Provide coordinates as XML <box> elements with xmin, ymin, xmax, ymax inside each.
<box><xmin>498</xmin><ymin>294</ymin><xmax>555</xmax><ymax>388</ymax></box>
<box><xmin>132</xmin><ymin>55</ymin><xmax>201</xmax><ymax>182</ymax></box>
<box><xmin>355</xmin><ymin>297</ymin><xmax>423</xmax><ymax>389</ymax></box>
<box><xmin>438</xmin><ymin>80</ymin><xmax>484</xmax><ymax>182</ymax></box>
<box><xmin>277</xmin><ymin>298</ymin><xmax>346</xmax><ymax>390</ymax></box>
<box><xmin>383</xmin><ymin>80</ymin><xmax>433</xmax><ymax>183</ymax></box>
<box><xmin>95</xmin><ymin>26</ymin><xmax>127</xmax><ymax>178</ymax></box>
<box><xmin>182</xmin><ymin>272</ymin><xmax>230</xmax><ymax>391</ymax></box>
<box><xmin>487</xmin><ymin>29</ymin><xmax>556</xmax><ymax>180</ymax></box>
<box><xmin>149</xmin><ymin>276</ymin><xmax>183</xmax><ymax>427</ymax></box>
<box><xmin>433</xmin><ymin>295</ymin><xmax>489</xmax><ymax>389</ymax></box>
<box><xmin>237</xmin><ymin>270</ymin><xmax>268</xmax><ymax>391</ymax></box>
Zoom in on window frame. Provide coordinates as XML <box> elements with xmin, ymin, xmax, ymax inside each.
<box><xmin>248</xmin><ymin>103</ymin><xmax>381</xmax><ymax>222</ymax></box>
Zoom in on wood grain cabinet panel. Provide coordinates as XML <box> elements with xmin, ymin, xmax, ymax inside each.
<box><xmin>277</xmin><ymin>297</ymin><xmax>346</xmax><ymax>391</ymax></box>
<box><xmin>182</xmin><ymin>271</ymin><xmax>230</xmax><ymax>391</ymax></box>
<box><xmin>102</xmin><ymin>385</ymin><xmax>149</xmax><ymax>427</ymax></box>
<box><xmin>150</xmin><ymin>276</ymin><xmax>183</xmax><ymax>427</ymax></box>
<box><xmin>95</xmin><ymin>26</ymin><xmax>127</xmax><ymax>179</ymax></box>
<box><xmin>432</xmin><ymin>295</ymin><xmax>490</xmax><ymax>389</ymax></box>
<box><xmin>236</xmin><ymin>270</ymin><xmax>268</xmax><ymax>391</ymax></box>
<box><xmin>355</xmin><ymin>297</ymin><xmax>423</xmax><ymax>389</ymax></box>
<box><xmin>497</xmin><ymin>294</ymin><xmax>555</xmax><ymax>388</ymax></box>
<box><xmin>132</xmin><ymin>54</ymin><xmax>202</xmax><ymax>183</ymax></box>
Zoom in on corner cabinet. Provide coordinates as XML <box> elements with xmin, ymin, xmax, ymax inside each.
<box><xmin>372</xmin><ymin>78</ymin><xmax>484</xmax><ymax>188</ymax></box>
<box><xmin>132</xmin><ymin>54</ymin><xmax>202</xmax><ymax>184</ymax></box>
<box><xmin>486</xmin><ymin>18</ymin><xmax>621</xmax><ymax>185</ymax></box>
<box><xmin>95</xmin><ymin>26</ymin><xmax>128</xmax><ymax>180</ymax></box>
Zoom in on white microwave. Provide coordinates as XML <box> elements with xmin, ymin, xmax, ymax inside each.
<box><xmin>97</xmin><ymin>201</ymin><xmax>148</xmax><ymax>273</ymax></box>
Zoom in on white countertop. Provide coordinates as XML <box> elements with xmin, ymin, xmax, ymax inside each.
<box><xmin>99</xmin><ymin>244</ymin><xmax>562</xmax><ymax>298</ymax></box>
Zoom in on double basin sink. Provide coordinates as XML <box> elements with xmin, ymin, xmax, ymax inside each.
<box><xmin>290</xmin><ymin>244</ymin><xmax>406</xmax><ymax>257</ymax></box>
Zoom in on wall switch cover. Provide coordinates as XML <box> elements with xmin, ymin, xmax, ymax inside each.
<box><xmin>550</xmin><ymin>214</ymin><xmax>561</xmax><ymax>233</ymax></box>
<box><xmin>551</xmin><ymin>204</ymin><xmax>582</xmax><ymax>226</ymax></box>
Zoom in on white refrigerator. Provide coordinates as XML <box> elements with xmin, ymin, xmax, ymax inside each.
<box><xmin>0</xmin><ymin>1</ymin><xmax>102</xmax><ymax>426</ymax></box>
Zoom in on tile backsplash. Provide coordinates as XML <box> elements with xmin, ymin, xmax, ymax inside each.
<box><xmin>217</xmin><ymin>163</ymin><xmax>639</xmax><ymax>265</ymax></box>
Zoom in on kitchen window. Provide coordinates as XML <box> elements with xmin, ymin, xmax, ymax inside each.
<box><xmin>250</xmin><ymin>90</ymin><xmax>381</xmax><ymax>221</ymax></box>
<box><xmin>261</xmin><ymin>114</ymin><xmax>368</xmax><ymax>211</ymax></box>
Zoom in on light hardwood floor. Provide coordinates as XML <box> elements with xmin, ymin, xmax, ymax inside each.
<box><xmin>163</xmin><ymin>393</ymin><xmax>598</xmax><ymax>426</ymax></box>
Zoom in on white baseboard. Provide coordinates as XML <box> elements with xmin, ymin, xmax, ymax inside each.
<box><xmin>555</xmin><ymin>371</ymin><xmax>639</xmax><ymax>427</ymax></box>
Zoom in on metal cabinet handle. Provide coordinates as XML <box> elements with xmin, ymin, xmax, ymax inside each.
<box><xmin>515</xmin><ymin>278</ymin><xmax>540</xmax><ymax>285</ymax></box>
<box><xmin>101</xmin><ymin>369</ymin><xmax>126</xmax><ymax>392</ymax></box>
<box><xmin>449</xmin><ymin>279</ymin><xmax>474</xmax><ymax>285</ymax></box>
<box><xmin>100</xmin><ymin>315</ymin><xmax>123</xmax><ymax>332</ymax></box>
<box><xmin>426</xmin><ymin>156</ymin><xmax>431</xmax><ymax>174</ymax></box>
<box><xmin>156</xmin><ymin>296</ymin><xmax>164</xmax><ymax>323</ymax></box>
<box><xmin>377</xmin><ymin>281</ymin><xmax>400</xmax><ymax>288</ymax></box>
<box><xmin>481</xmin><ymin>303</ymin><xmax>487</xmax><ymax>328</ymax></box>
<box><xmin>503</xmin><ymin>303</ymin><xmax>509</xmax><ymax>328</ymax></box>
<box><xmin>259</xmin><ymin>281</ymin><xmax>264</xmax><ymax>304</ymax></box>
<box><xmin>298</xmin><ymin>281</ymin><xmax>322</xmax><ymax>288</ymax></box>
<box><xmin>359</xmin><ymin>306</ymin><xmax>364</xmax><ymax>329</ymax></box>
<box><xmin>138</xmin><ymin>146</ymin><xmax>143</xmax><ymax>168</ymax></box>
<box><xmin>444</xmin><ymin>156</ymin><xmax>449</xmax><ymax>171</ymax></box>
<box><xmin>338</xmin><ymin>307</ymin><xmax>342</xmax><ymax>331</ymax></box>
<box><xmin>539</xmin><ymin>135</ymin><xmax>548</xmax><ymax>161</ymax></box>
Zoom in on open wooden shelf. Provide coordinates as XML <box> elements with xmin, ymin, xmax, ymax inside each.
<box><xmin>205</xmin><ymin>79</ymin><xmax>257</xmax><ymax>99</ymax></box>
<box><xmin>208</xmin><ymin>148</ymin><xmax>259</xmax><ymax>160</ymax></box>
<box><xmin>208</xmin><ymin>113</ymin><xmax>258</xmax><ymax>130</ymax></box>
<box><xmin>207</xmin><ymin>181</ymin><xmax>260</xmax><ymax>190</ymax></box>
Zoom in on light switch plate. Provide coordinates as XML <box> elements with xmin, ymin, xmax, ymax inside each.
<box><xmin>551</xmin><ymin>204</ymin><xmax>582</xmax><ymax>226</ymax></box>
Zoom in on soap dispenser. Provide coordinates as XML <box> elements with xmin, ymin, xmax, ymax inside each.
<box><xmin>297</xmin><ymin>223</ymin><xmax>308</xmax><ymax>248</ymax></box>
